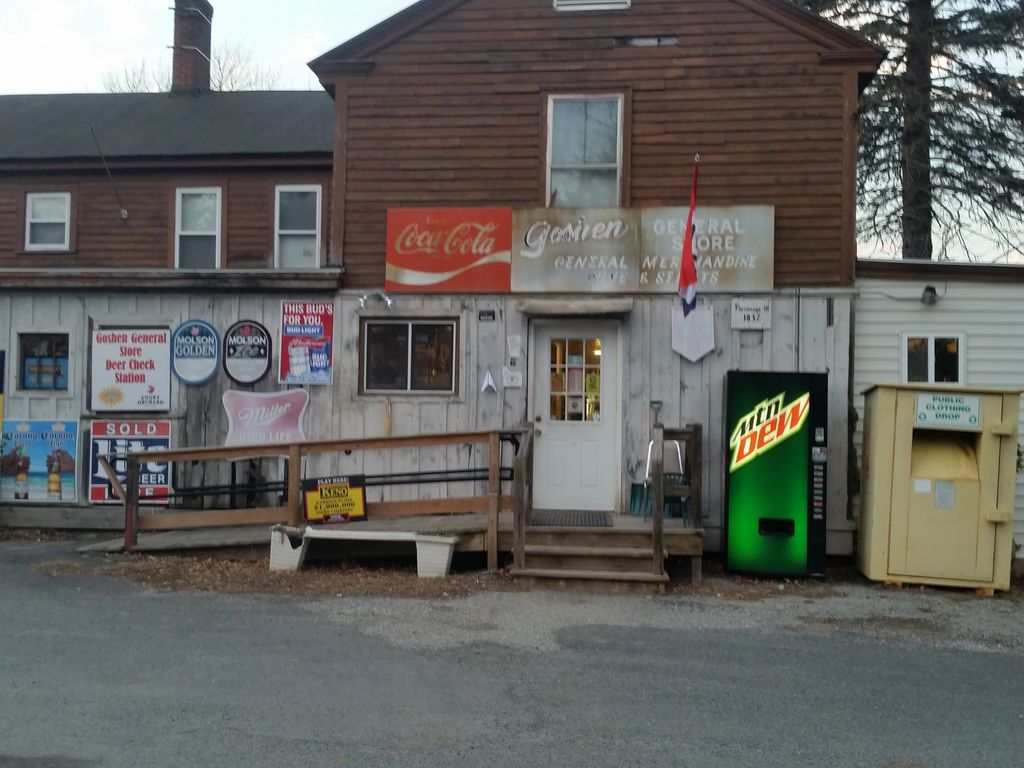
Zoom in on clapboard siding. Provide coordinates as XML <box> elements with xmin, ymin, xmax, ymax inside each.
<box><xmin>0</xmin><ymin>168</ymin><xmax>330</xmax><ymax>270</ymax></box>
<box><xmin>1</xmin><ymin>290</ymin><xmax>852</xmax><ymax>553</ymax></box>
<box><xmin>325</xmin><ymin>0</ymin><xmax>870</xmax><ymax>289</ymax></box>
<box><xmin>853</xmin><ymin>277</ymin><xmax>1024</xmax><ymax>557</ymax></box>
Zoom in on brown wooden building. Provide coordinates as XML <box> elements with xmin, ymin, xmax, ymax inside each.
<box><xmin>305</xmin><ymin>0</ymin><xmax>883</xmax><ymax>555</ymax></box>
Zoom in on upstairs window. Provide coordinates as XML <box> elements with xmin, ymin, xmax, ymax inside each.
<box><xmin>902</xmin><ymin>333</ymin><xmax>964</xmax><ymax>384</ymax></box>
<box><xmin>25</xmin><ymin>192</ymin><xmax>70</xmax><ymax>251</ymax></box>
<box><xmin>547</xmin><ymin>95</ymin><xmax>622</xmax><ymax>207</ymax></box>
<box><xmin>554</xmin><ymin>0</ymin><xmax>631</xmax><ymax>10</ymax></box>
<box><xmin>175</xmin><ymin>187</ymin><xmax>221</xmax><ymax>269</ymax></box>
<box><xmin>275</xmin><ymin>185</ymin><xmax>322</xmax><ymax>269</ymax></box>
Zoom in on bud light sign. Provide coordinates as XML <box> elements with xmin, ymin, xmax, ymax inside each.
<box><xmin>89</xmin><ymin>420</ymin><xmax>172</xmax><ymax>504</ymax></box>
<box><xmin>279</xmin><ymin>301</ymin><xmax>334</xmax><ymax>385</ymax></box>
<box><xmin>172</xmin><ymin>320</ymin><xmax>220</xmax><ymax>385</ymax></box>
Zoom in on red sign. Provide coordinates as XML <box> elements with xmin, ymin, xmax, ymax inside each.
<box><xmin>385</xmin><ymin>208</ymin><xmax>512</xmax><ymax>293</ymax></box>
<box><xmin>89</xmin><ymin>420</ymin><xmax>172</xmax><ymax>504</ymax></box>
<box><xmin>222</xmin><ymin>390</ymin><xmax>309</xmax><ymax>449</ymax></box>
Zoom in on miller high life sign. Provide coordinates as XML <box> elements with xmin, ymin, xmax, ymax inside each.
<box><xmin>728</xmin><ymin>391</ymin><xmax>810</xmax><ymax>472</ymax></box>
<box><xmin>385</xmin><ymin>208</ymin><xmax>512</xmax><ymax>293</ymax></box>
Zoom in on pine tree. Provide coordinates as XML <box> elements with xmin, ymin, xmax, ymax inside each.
<box><xmin>798</xmin><ymin>0</ymin><xmax>1024</xmax><ymax>260</ymax></box>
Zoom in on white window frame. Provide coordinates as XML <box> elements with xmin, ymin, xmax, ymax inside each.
<box><xmin>274</xmin><ymin>184</ymin><xmax>322</xmax><ymax>269</ymax></box>
<box><xmin>546</xmin><ymin>94</ymin><xmax>624</xmax><ymax>207</ymax></box>
<box><xmin>900</xmin><ymin>332</ymin><xmax>966</xmax><ymax>385</ymax></box>
<box><xmin>24</xmin><ymin>192</ymin><xmax>71</xmax><ymax>251</ymax></box>
<box><xmin>554</xmin><ymin>0</ymin><xmax>631</xmax><ymax>11</ymax></box>
<box><xmin>174</xmin><ymin>187</ymin><xmax>222</xmax><ymax>269</ymax></box>
<box><xmin>362</xmin><ymin>318</ymin><xmax>458</xmax><ymax>395</ymax></box>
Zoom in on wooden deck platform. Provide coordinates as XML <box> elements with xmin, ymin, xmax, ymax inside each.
<box><xmin>77</xmin><ymin>512</ymin><xmax>702</xmax><ymax>557</ymax></box>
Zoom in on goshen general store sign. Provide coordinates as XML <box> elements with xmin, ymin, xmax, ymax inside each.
<box><xmin>385</xmin><ymin>206</ymin><xmax>774</xmax><ymax>294</ymax></box>
<box><xmin>90</xmin><ymin>329</ymin><xmax>171</xmax><ymax>412</ymax></box>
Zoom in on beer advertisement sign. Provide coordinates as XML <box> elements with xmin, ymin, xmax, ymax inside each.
<box><xmin>303</xmin><ymin>474</ymin><xmax>367</xmax><ymax>524</ymax></box>
<box><xmin>90</xmin><ymin>329</ymin><xmax>171</xmax><ymax>412</ymax></box>
<box><xmin>224</xmin><ymin>320</ymin><xmax>271</xmax><ymax>385</ymax></box>
<box><xmin>89</xmin><ymin>420</ymin><xmax>172</xmax><ymax>504</ymax></box>
<box><xmin>279</xmin><ymin>301</ymin><xmax>334</xmax><ymax>385</ymax></box>
<box><xmin>386</xmin><ymin>208</ymin><xmax>512</xmax><ymax>293</ymax></box>
<box><xmin>171</xmin><ymin>320</ymin><xmax>220</xmax><ymax>385</ymax></box>
<box><xmin>222</xmin><ymin>389</ymin><xmax>309</xmax><ymax>449</ymax></box>
<box><xmin>0</xmin><ymin>419</ymin><xmax>79</xmax><ymax>503</ymax></box>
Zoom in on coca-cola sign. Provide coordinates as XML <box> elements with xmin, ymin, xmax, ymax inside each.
<box><xmin>222</xmin><ymin>389</ymin><xmax>309</xmax><ymax>450</ymax></box>
<box><xmin>385</xmin><ymin>208</ymin><xmax>512</xmax><ymax>293</ymax></box>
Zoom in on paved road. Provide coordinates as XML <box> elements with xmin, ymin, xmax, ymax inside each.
<box><xmin>1</xmin><ymin>541</ymin><xmax>1021</xmax><ymax>768</ymax></box>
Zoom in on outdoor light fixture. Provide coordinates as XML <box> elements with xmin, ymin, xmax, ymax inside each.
<box><xmin>920</xmin><ymin>285</ymin><xmax>939</xmax><ymax>305</ymax></box>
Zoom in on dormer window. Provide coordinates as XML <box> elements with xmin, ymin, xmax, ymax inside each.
<box><xmin>554</xmin><ymin>0</ymin><xmax>631</xmax><ymax>11</ymax></box>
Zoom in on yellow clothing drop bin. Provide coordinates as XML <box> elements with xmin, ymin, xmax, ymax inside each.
<box><xmin>859</xmin><ymin>384</ymin><xmax>1020</xmax><ymax>591</ymax></box>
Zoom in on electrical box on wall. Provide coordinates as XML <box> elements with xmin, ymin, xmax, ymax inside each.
<box><xmin>858</xmin><ymin>384</ymin><xmax>1021</xmax><ymax>591</ymax></box>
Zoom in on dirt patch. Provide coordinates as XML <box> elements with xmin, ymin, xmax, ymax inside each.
<box><xmin>37</xmin><ymin>553</ymin><xmax>525</xmax><ymax>599</ymax></box>
<box><xmin>800</xmin><ymin>615</ymin><xmax>943</xmax><ymax>635</ymax></box>
<box><xmin>666</xmin><ymin>556</ymin><xmax>852</xmax><ymax>601</ymax></box>
<box><xmin>0</xmin><ymin>527</ymin><xmax>74</xmax><ymax>542</ymax></box>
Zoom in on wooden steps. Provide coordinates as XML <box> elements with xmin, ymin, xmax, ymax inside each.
<box><xmin>512</xmin><ymin>524</ymin><xmax>667</xmax><ymax>593</ymax></box>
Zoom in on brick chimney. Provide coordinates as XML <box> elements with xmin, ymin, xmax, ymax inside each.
<box><xmin>171</xmin><ymin>0</ymin><xmax>214</xmax><ymax>93</ymax></box>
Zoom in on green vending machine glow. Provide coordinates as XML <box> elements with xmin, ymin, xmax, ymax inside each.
<box><xmin>724</xmin><ymin>370</ymin><xmax>828</xmax><ymax>577</ymax></box>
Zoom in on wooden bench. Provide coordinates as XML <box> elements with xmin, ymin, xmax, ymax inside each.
<box><xmin>269</xmin><ymin>525</ymin><xmax>458</xmax><ymax>578</ymax></box>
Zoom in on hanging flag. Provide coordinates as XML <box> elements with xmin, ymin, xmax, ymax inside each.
<box><xmin>678</xmin><ymin>154</ymin><xmax>701</xmax><ymax>316</ymax></box>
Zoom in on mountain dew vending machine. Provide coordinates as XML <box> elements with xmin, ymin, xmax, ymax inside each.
<box><xmin>724</xmin><ymin>370</ymin><xmax>828</xmax><ymax>577</ymax></box>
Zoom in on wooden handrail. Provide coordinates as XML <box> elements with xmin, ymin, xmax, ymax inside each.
<box><xmin>511</xmin><ymin>426</ymin><xmax>534</xmax><ymax>570</ymax></box>
<box><xmin>121</xmin><ymin>429</ymin><xmax>515</xmax><ymax>567</ymax></box>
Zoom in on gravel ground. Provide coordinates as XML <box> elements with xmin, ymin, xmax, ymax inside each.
<box><xmin>22</xmin><ymin>528</ymin><xmax>1022</xmax><ymax>659</ymax></box>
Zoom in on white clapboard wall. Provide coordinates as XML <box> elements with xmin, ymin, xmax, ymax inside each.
<box><xmin>0</xmin><ymin>290</ymin><xmax>852</xmax><ymax>552</ymax></box>
<box><xmin>853</xmin><ymin>277</ymin><xmax>1024</xmax><ymax>558</ymax></box>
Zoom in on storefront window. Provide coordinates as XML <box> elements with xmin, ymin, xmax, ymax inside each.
<box><xmin>18</xmin><ymin>333</ymin><xmax>70</xmax><ymax>391</ymax></box>
<box><xmin>549</xmin><ymin>336</ymin><xmax>602</xmax><ymax>422</ymax></box>
<box><xmin>363</xmin><ymin>320</ymin><xmax>457</xmax><ymax>393</ymax></box>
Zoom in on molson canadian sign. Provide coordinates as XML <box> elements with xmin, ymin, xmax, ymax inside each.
<box><xmin>386</xmin><ymin>208</ymin><xmax>512</xmax><ymax>292</ymax></box>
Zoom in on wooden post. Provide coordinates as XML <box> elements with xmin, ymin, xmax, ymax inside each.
<box><xmin>287</xmin><ymin>443</ymin><xmax>302</xmax><ymax>527</ymax></box>
<box><xmin>511</xmin><ymin>430</ymin><xmax>531</xmax><ymax>571</ymax></box>
<box><xmin>691</xmin><ymin>423</ymin><xmax>702</xmax><ymax>528</ymax></box>
<box><xmin>486</xmin><ymin>431</ymin><xmax>500</xmax><ymax>572</ymax></box>
<box><xmin>123</xmin><ymin>458</ymin><xmax>139</xmax><ymax>553</ymax></box>
<box><xmin>651</xmin><ymin>423</ymin><xmax>665</xmax><ymax>576</ymax></box>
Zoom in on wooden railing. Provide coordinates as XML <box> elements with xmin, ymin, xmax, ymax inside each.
<box><xmin>106</xmin><ymin>430</ymin><xmax>520</xmax><ymax>568</ymax></box>
<box><xmin>648</xmin><ymin>423</ymin><xmax>703</xmax><ymax>574</ymax></box>
<box><xmin>511</xmin><ymin>427</ymin><xmax>535</xmax><ymax>570</ymax></box>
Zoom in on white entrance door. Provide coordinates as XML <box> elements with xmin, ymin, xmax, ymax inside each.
<box><xmin>531</xmin><ymin>321</ymin><xmax>620</xmax><ymax>512</ymax></box>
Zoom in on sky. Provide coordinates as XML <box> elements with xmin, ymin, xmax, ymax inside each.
<box><xmin>0</xmin><ymin>0</ymin><xmax>419</xmax><ymax>94</ymax></box>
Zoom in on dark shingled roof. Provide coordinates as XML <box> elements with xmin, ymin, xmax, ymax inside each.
<box><xmin>0</xmin><ymin>91</ymin><xmax>334</xmax><ymax>162</ymax></box>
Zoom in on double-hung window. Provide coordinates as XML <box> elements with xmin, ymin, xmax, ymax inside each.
<box><xmin>25</xmin><ymin>192</ymin><xmax>71</xmax><ymax>251</ymax></box>
<box><xmin>902</xmin><ymin>333</ymin><xmax>964</xmax><ymax>384</ymax></box>
<box><xmin>275</xmin><ymin>185</ymin><xmax>322</xmax><ymax>269</ymax></box>
<box><xmin>362</xmin><ymin>320</ymin><xmax>457</xmax><ymax>394</ymax></box>
<box><xmin>547</xmin><ymin>95</ymin><xmax>623</xmax><ymax>207</ymax></box>
<box><xmin>175</xmin><ymin>187</ymin><xmax>221</xmax><ymax>269</ymax></box>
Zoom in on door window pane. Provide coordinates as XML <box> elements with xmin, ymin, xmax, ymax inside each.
<box><xmin>549</xmin><ymin>337</ymin><xmax>601</xmax><ymax>422</ymax></box>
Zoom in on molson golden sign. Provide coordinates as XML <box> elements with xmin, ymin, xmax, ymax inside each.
<box><xmin>386</xmin><ymin>208</ymin><xmax>512</xmax><ymax>292</ymax></box>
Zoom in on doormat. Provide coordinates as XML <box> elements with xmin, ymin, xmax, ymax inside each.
<box><xmin>528</xmin><ymin>510</ymin><xmax>612</xmax><ymax>527</ymax></box>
